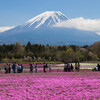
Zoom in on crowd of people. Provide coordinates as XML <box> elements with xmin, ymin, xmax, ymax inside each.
<box><xmin>43</xmin><ymin>63</ymin><xmax>52</xmax><ymax>73</ymax></box>
<box><xmin>64</xmin><ymin>62</ymin><xmax>80</xmax><ymax>72</ymax></box>
<box><xmin>4</xmin><ymin>62</ymin><xmax>52</xmax><ymax>74</ymax></box>
<box><xmin>4</xmin><ymin>62</ymin><xmax>100</xmax><ymax>74</ymax></box>
<box><xmin>4</xmin><ymin>63</ymin><xmax>23</xmax><ymax>73</ymax></box>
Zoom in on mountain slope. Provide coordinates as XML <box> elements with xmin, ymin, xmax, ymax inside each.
<box><xmin>0</xmin><ymin>27</ymin><xmax>100</xmax><ymax>45</ymax></box>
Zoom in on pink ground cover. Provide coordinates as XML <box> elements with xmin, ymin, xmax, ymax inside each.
<box><xmin>0</xmin><ymin>72</ymin><xmax>100</xmax><ymax>100</ymax></box>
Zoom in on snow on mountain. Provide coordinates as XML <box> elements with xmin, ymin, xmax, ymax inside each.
<box><xmin>0</xmin><ymin>26</ymin><xmax>15</xmax><ymax>33</ymax></box>
<box><xmin>21</xmin><ymin>11</ymin><xmax>68</xmax><ymax>30</ymax></box>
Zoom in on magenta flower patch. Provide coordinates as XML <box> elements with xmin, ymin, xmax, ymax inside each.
<box><xmin>0</xmin><ymin>72</ymin><xmax>100</xmax><ymax>100</ymax></box>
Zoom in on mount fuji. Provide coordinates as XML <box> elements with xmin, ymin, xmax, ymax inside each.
<box><xmin>0</xmin><ymin>11</ymin><xmax>100</xmax><ymax>45</ymax></box>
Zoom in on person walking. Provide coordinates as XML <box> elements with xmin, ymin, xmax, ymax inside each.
<box><xmin>12</xmin><ymin>63</ymin><xmax>16</xmax><ymax>73</ymax></box>
<box><xmin>43</xmin><ymin>62</ymin><xmax>46</xmax><ymax>73</ymax></box>
<box><xmin>96</xmin><ymin>64</ymin><xmax>99</xmax><ymax>71</ymax></box>
<box><xmin>75</xmin><ymin>63</ymin><xmax>78</xmax><ymax>71</ymax></box>
<box><xmin>21</xmin><ymin>64</ymin><xmax>23</xmax><ymax>73</ymax></box>
<box><xmin>45</xmin><ymin>63</ymin><xmax>48</xmax><ymax>72</ymax></box>
<box><xmin>71</xmin><ymin>64</ymin><xmax>74</xmax><ymax>72</ymax></box>
<box><xmin>98</xmin><ymin>64</ymin><xmax>100</xmax><ymax>71</ymax></box>
<box><xmin>68</xmin><ymin>63</ymin><xmax>71</xmax><ymax>72</ymax></box>
<box><xmin>77</xmin><ymin>62</ymin><xmax>80</xmax><ymax>71</ymax></box>
<box><xmin>35</xmin><ymin>64</ymin><xmax>38</xmax><ymax>73</ymax></box>
<box><xmin>64</xmin><ymin>63</ymin><xmax>69</xmax><ymax>72</ymax></box>
<box><xmin>17</xmin><ymin>64</ymin><xmax>22</xmax><ymax>73</ymax></box>
<box><xmin>64</xmin><ymin>63</ymin><xmax>67</xmax><ymax>72</ymax></box>
<box><xmin>8</xmin><ymin>64</ymin><xmax>11</xmax><ymax>73</ymax></box>
<box><xmin>5</xmin><ymin>63</ymin><xmax>9</xmax><ymax>74</ymax></box>
<box><xmin>30</xmin><ymin>64</ymin><xmax>33</xmax><ymax>73</ymax></box>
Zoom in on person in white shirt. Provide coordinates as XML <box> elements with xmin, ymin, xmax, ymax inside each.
<box><xmin>96</xmin><ymin>64</ymin><xmax>99</xmax><ymax>71</ymax></box>
<box><xmin>17</xmin><ymin>64</ymin><xmax>22</xmax><ymax>73</ymax></box>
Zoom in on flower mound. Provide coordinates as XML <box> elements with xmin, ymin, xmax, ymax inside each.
<box><xmin>0</xmin><ymin>72</ymin><xmax>100</xmax><ymax>100</ymax></box>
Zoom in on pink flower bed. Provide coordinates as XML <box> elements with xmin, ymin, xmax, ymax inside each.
<box><xmin>0</xmin><ymin>72</ymin><xmax>100</xmax><ymax>100</ymax></box>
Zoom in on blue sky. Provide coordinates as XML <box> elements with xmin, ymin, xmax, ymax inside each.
<box><xmin>0</xmin><ymin>0</ymin><xmax>100</xmax><ymax>26</ymax></box>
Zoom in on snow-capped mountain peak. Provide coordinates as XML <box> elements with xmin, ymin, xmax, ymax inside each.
<box><xmin>0</xmin><ymin>11</ymin><xmax>100</xmax><ymax>46</ymax></box>
<box><xmin>24</xmin><ymin>11</ymin><xmax>68</xmax><ymax>29</ymax></box>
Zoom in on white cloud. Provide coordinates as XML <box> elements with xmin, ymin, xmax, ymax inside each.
<box><xmin>54</xmin><ymin>17</ymin><xmax>100</xmax><ymax>34</ymax></box>
<box><xmin>96</xmin><ymin>32</ymin><xmax>100</xmax><ymax>35</ymax></box>
<box><xmin>0</xmin><ymin>26</ymin><xmax>14</xmax><ymax>33</ymax></box>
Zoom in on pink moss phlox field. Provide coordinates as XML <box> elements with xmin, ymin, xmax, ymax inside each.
<box><xmin>0</xmin><ymin>72</ymin><xmax>100</xmax><ymax>100</ymax></box>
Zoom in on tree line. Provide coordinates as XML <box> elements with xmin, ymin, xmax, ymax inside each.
<box><xmin>0</xmin><ymin>41</ymin><xmax>100</xmax><ymax>63</ymax></box>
